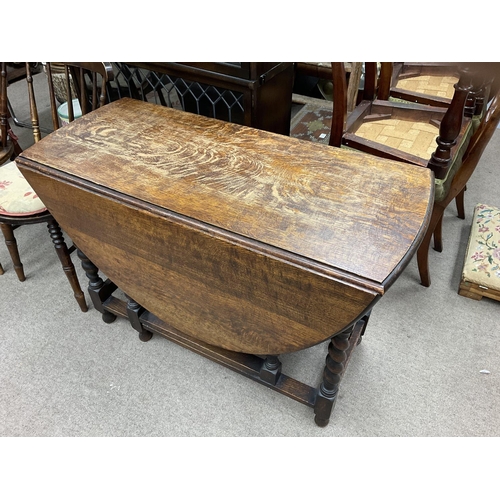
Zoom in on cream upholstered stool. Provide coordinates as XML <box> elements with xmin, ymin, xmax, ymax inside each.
<box><xmin>459</xmin><ymin>203</ymin><xmax>500</xmax><ymax>301</ymax></box>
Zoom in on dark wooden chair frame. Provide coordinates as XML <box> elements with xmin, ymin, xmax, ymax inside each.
<box><xmin>417</xmin><ymin>87</ymin><xmax>500</xmax><ymax>286</ymax></box>
<box><xmin>331</xmin><ymin>62</ymin><xmax>476</xmax><ymax>178</ymax></box>
<box><xmin>329</xmin><ymin>62</ymin><xmax>498</xmax><ymax>286</ymax></box>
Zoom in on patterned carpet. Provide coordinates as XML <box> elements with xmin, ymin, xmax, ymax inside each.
<box><xmin>290</xmin><ymin>96</ymin><xmax>332</xmax><ymax>144</ymax></box>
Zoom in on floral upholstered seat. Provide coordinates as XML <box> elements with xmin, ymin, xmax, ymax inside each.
<box><xmin>459</xmin><ymin>203</ymin><xmax>500</xmax><ymax>301</ymax></box>
<box><xmin>0</xmin><ymin>161</ymin><xmax>46</xmax><ymax>216</ymax></box>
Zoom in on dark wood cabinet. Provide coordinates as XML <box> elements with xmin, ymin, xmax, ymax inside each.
<box><xmin>112</xmin><ymin>62</ymin><xmax>295</xmax><ymax>135</ymax></box>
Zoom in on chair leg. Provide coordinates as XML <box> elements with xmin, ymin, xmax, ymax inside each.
<box><xmin>47</xmin><ymin>219</ymin><xmax>88</xmax><ymax>312</ymax></box>
<box><xmin>0</xmin><ymin>222</ymin><xmax>26</xmax><ymax>281</ymax></box>
<box><xmin>433</xmin><ymin>212</ymin><xmax>444</xmax><ymax>253</ymax></box>
<box><xmin>417</xmin><ymin>207</ymin><xmax>444</xmax><ymax>287</ymax></box>
<box><xmin>0</xmin><ymin>261</ymin><xmax>4</xmax><ymax>275</ymax></box>
<box><xmin>456</xmin><ymin>186</ymin><xmax>466</xmax><ymax>220</ymax></box>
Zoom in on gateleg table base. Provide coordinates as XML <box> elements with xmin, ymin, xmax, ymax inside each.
<box><xmin>80</xmin><ymin>249</ymin><xmax>369</xmax><ymax>427</ymax></box>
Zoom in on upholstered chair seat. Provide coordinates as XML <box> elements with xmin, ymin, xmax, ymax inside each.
<box><xmin>0</xmin><ymin>161</ymin><xmax>46</xmax><ymax>216</ymax></box>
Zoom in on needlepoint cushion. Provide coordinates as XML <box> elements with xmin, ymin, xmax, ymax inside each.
<box><xmin>0</xmin><ymin>161</ymin><xmax>46</xmax><ymax>216</ymax></box>
<box><xmin>462</xmin><ymin>203</ymin><xmax>500</xmax><ymax>291</ymax></box>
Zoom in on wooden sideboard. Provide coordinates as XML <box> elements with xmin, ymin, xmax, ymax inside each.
<box><xmin>16</xmin><ymin>98</ymin><xmax>434</xmax><ymax>426</ymax></box>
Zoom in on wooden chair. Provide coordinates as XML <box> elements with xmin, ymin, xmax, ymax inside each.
<box><xmin>0</xmin><ymin>62</ymin><xmax>113</xmax><ymax>311</ymax></box>
<box><xmin>329</xmin><ymin>62</ymin><xmax>498</xmax><ymax>286</ymax></box>
<box><xmin>1</xmin><ymin>63</ymin><xmax>22</xmax><ymax>276</ymax></box>
<box><xmin>292</xmin><ymin>62</ymin><xmax>498</xmax><ymax>286</ymax></box>
<box><xmin>381</xmin><ymin>62</ymin><xmax>495</xmax><ymax>221</ymax></box>
<box><xmin>424</xmin><ymin>87</ymin><xmax>500</xmax><ymax>289</ymax></box>
<box><xmin>381</xmin><ymin>62</ymin><xmax>498</xmax><ymax>224</ymax></box>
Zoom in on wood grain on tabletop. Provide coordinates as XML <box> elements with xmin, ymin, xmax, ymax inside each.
<box><xmin>22</xmin><ymin>98</ymin><xmax>433</xmax><ymax>285</ymax></box>
<box><xmin>17</xmin><ymin>98</ymin><xmax>433</xmax><ymax>354</ymax></box>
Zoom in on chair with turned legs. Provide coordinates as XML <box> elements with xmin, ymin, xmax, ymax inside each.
<box><xmin>329</xmin><ymin>62</ymin><xmax>499</xmax><ymax>286</ymax></box>
<box><xmin>0</xmin><ymin>62</ymin><xmax>21</xmax><ymax>277</ymax></box>
<box><xmin>0</xmin><ymin>62</ymin><xmax>113</xmax><ymax>311</ymax></box>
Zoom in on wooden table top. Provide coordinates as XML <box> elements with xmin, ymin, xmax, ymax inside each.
<box><xmin>19</xmin><ymin>98</ymin><xmax>433</xmax><ymax>293</ymax></box>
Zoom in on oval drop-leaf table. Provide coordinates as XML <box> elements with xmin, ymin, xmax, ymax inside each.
<box><xmin>16</xmin><ymin>98</ymin><xmax>434</xmax><ymax>426</ymax></box>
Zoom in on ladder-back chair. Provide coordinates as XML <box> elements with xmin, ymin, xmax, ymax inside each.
<box><xmin>330</xmin><ymin>62</ymin><xmax>497</xmax><ymax>286</ymax></box>
<box><xmin>417</xmin><ymin>85</ymin><xmax>500</xmax><ymax>287</ymax></box>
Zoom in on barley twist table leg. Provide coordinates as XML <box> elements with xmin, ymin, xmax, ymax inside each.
<box><xmin>125</xmin><ymin>294</ymin><xmax>153</xmax><ymax>342</ymax></box>
<box><xmin>77</xmin><ymin>248</ymin><xmax>117</xmax><ymax>323</ymax></box>
<box><xmin>314</xmin><ymin>326</ymin><xmax>353</xmax><ymax>427</ymax></box>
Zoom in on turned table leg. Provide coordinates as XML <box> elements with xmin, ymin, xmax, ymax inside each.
<box><xmin>314</xmin><ymin>326</ymin><xmax>353</xmax><ymax>427</ymax></box>
<box><xmin>125</xmin><ymin>294</ymin><xmax>153</xmax><ymax>342</ymax></box>
<box><xmin>259</xmin><ymin>355</ymin><xmax>282</xmax><ymax>385</ymax></box>
<box><xmin>77</xmin><ymin>248</ymin><xmax>117</xmax><ymax>323</ymax></box>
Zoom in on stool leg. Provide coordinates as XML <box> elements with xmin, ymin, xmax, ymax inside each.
<box><xmin>47</xmin><ymin>219</ymin><xmax>88</xmax><ymax>312</ymax></box>
<box><xmin>0</xmin><ymin>223</ymin><xmax>25</xmax><ymax>281</ymax></box>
